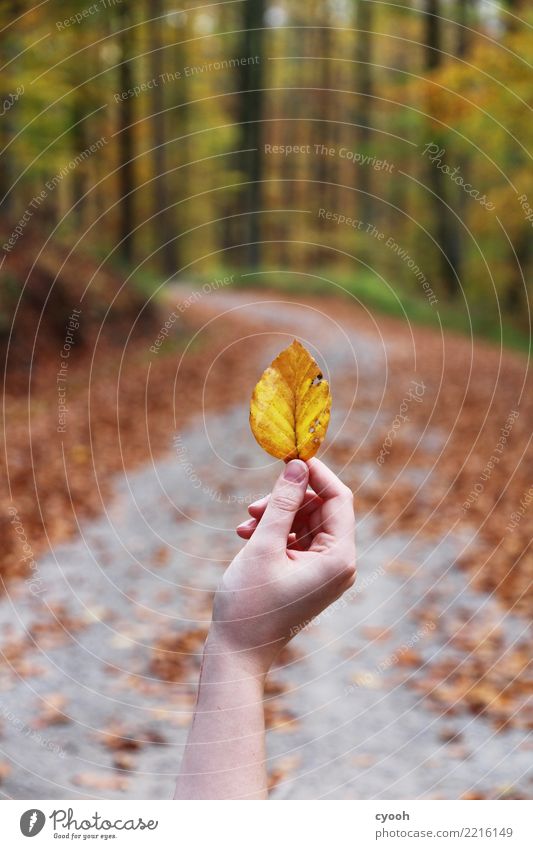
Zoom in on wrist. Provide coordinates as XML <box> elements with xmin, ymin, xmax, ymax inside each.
<box><xmin>204</xmin><ymin>624</ymin><xmax>271</xmax><ymax>683</ymax></box>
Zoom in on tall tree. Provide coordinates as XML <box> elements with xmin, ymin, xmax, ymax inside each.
<box><xmin>68</xmin><ymin>98</ymin><xmax>90</xmax><ymax>229</ymax></box>
<box><xmin>424</xmin><ymin>0</ymin><xmax>461</xmax><ymax>296</ymax></box>
<box><xmin>354</xmin><ymin>0</ymin><xmax>375</xmax><ymax>233</ymax></box>
<box><xmin>503</xmin><ymin>0</ymin><xmax>530</xmax><ymax>311</ymax></box>
<box><xmin>116</xmin><ymin>0</ymin><xmax>136</xmax><ymax>263</ymax></box>
<box><xmin>0</xmin><ymin>1</ymin><xmax>24</xmax><ymax>220</ymax></box>
<box><xmin>317</xmin><ymin>22</ymin><xmax>335</xmax><ymax>205</ymax></box>
<box><xmin>238</xmin><ymin>0</ymin><xmax>265</xmax><ymax>268</ymax></box>
<box><xmin>456</xmin><ymin>0</ymin><xmax>470</xmax><ymax>58</ymax></box>
<box><xmin>504</xmin><ymin>0</ymin><xmax>526</xmax><ymax>34</ymax></box>
<box><xmin>148</xmin><ymin>0</ymin><xmax>176</xmax><ymax>276</ymax></box>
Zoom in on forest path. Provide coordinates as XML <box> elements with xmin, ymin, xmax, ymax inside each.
<box><xmin>0</xmin><ymin>287</ymin><xmax>530</xmax><ymax>800</ymax></box>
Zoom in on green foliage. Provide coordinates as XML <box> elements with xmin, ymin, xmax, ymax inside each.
<box><xmin>0</xmin><ymin>0</ymin><xmax>531</xmax><ymax>344</ymax></box>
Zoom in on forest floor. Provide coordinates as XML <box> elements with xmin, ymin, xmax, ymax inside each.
<box><xmin>0</xmin><ymin>284</ymin><xmax>531</xmax><ymax>799</ymax></box>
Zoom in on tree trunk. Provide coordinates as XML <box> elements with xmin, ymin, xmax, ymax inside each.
<box><xmin>456</xmin><ymin>0</ymin><xmax>470</xmax><ymax>58</ymax></box>
<box><xmin>425</xmin><ymin>0</ymin><xmax>461</xmax><ymax>297</ymax></box>
<box><xmin>317</xmin><ymin>23</ymin><xmax>334</xmax><ymax>205</ymax></box>
<box><xmin>354</xmin><ymin>0</ymin><xmax>374</xmax><ymax>231</ymax></box>
<box><xmin>69</xmin><ymin>98</ymin><xmax>89</xmax><ymax>229</ymax></box>
<box><xmin>0</xmin><ymin>1</ymin><xmax>24</xmax><ymax>220</ymax></box>
<box><xmin>504</xmin><ymin>0</ymin><xmax>525</xmax><ymax>34</ymax></box>
<box><xmin>238</xmin><ymin>0</ymin><xmax>265</xmax><ymax>268</ymax></box>
<box><xmin>117</xmin><ymin>0</ymin><xmax>135</xmax><ymax>264</ymax></box>
<box><xmin>149</xmin><ymin>0</ymin><xmax>176</xmax><ymax>276</ymax></box>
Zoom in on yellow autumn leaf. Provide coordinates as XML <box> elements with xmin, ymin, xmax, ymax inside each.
<box><xmin>250</xmin><ymin>340</ymin><xmax>331</xmax><ymax>461</ymax></box>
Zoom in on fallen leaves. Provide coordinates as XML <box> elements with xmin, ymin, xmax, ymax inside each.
<box><xmin>97</xmin><ymin>722</ymin><xmax>168</xmax><ymax>773</ymax></box>
<box><xmin>1</xmin><ymin>283</ymin><xmax>531</xmax><ymax>798</ymax></box>
<box><xmin>73</xmin><ymin>772</ymin><xmax>128</xmax><ymax>792</ymax></box>
<box><xmin>360</xmin><ymin>626</ymin><xmax>392</xmax><ymax>642</ymax></box>
<box><xmin>152</xmin><ymin>546</ymin><xmax>170</xmax><ymax>568</ymax></box>
<box><xmin>264</xmin><ymin>704</ymin><xmax>299</xmax><ymax>732</ymax></box>
<box><xmin>350</xmin><ymin>753</ymin><xmax>377</xmax><ymax>768</ymax></box>
<box><xmin>412</xmin><ymin>616</ymin><xmax>533</xmax><ymax>731</ymax></box>
<box><xmin>148</xmin><ymin>628</ymin><xmax>298</xmax><ymax>735</ymax></box>
<box><xmin>100</xmin><ymin>724</ymin><xmax>142</xmax><ymax>752</ymax></box>
<box><xmin>361</xmin><ymin>324</ymin><xmax>533</xmax><ymax>616</ymax></box>
<box><xmin>0</xmin><ymin>762</ymin><xmax>11</xmax><ymax>783</ymax></box>
<box><xmin>1</xmin><ymin>636</ymin><xmax>44</xmax><ymax>679</ymax></box>
<box><xmin>250</xmin><ymin>340</ymin><xmax>331</xmax><ymax>460</ymax></box>
<box><xmin>323</xmin><ymin>302</ymin><xmax>533</xmax><ymax>733</ymax></box>
<box><xmin>149</xmin><ymin>629</ymin><xmax>208</xmax><ymax>683</ymax></box>
<box><xmin>396</xmin><ymin>649</ymin><xmax>423</xmax><ymax>668</ymax></box>
<box><xmin>111</xmin><ymin>753</ymin><xmax>136</xmax><ymax>772</ymax></box>
<box><xmin>100</xmin><ymin>722</ymin><xmax>166</xmax><ymax>752</ymax></box>
<box><xmin>264</xmin><ymin>677</ymin><xmax>299</xmax><ymax>732</ymax></box>
<box><xmin>268</xmin><ymin>754</ymin><xmax>302</xmax><ymax>791</ymax></box>
<box><xmin>1</xmin><ymin>280</ymin><xmax>264</xmax><ymax>589</ymax></box>
<box><xmin>33</xmin><ymin>693</ymin><xmax>70</xmax><ymax>728</ymax></box>
<box><xmin>29</xmin><ymin>605</ymin><xmax>89</xmax><ymax>650</ymax></box>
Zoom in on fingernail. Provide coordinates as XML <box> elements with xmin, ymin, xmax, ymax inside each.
<box><xmin>284</xmin><ymin>459</ymin><xmax>307</xmax><ymax>483</ymax></box>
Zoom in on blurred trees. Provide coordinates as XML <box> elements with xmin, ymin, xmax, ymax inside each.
<box><xmin>0</xmin><ymin>0</ymin><xmax>531</xmax><ymax>326</ymax></box>
<box><xmin>116</xmin><ymin>0</ymin><xmax>136</xmax><ymax>263</ymax></box>
<box><xmin>238</xmin><ymin>0</ymin><xmax>265</xmax><ymax>268</ymax></box>
<box><xmin>0</xmin><ymin>0</ymin><xmax>24</xmax><ymax>218</ymax></box>
<box><xmin>423</xmin><ymin>0</ymin><xmax>461</xmax><ymax>296</ymax></box>
<box><xmin>354</xmin><ymin>0</ymin><xmax>374</xmax><ymax>237</ymax></box>
<box><xmin>148</xmin><ymin>0</ymin><xmax>176</xmax><ymax>275</ymax></box>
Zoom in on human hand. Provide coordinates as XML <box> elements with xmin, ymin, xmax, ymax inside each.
<box><xmin>207</xmin><ymin>458</ymin><xmax>356</xmax><ymax>675</ymax></box>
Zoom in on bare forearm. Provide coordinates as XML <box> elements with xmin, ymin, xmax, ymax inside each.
<box><xmin>174</xmin><ymin>633</ymin><xmax>268</xmax><ymax>800</ymax></box>
<box><xmin>174</xmin><ymin>459</ymin><xmax>356</xmax><ymax>799</ymax></box>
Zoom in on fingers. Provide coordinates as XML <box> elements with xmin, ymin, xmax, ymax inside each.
<box><xmin>236</xmin><ymin>517</ymin><xmax>257</xmax><ymax>540</ymax></box>
<box><xmin>236</xmin><ymin>458</ymin><xmax>354</xmax><ymax>561</ymax></box>
<box><xmin>248</xmin><ymin>490</ymin><xmax>323</xmax><ymax>519</ymax></box>
<box><xmin>249</xmin><ymin>459</ymin><xmax>309</xmax><ymax>550</ymax></box>
<box><xmin>307</xmin><ymin>457</ymin><xmax>351</xmax><ymax>500</ymax></box>
<box><xmin>239</xmin><ymin>490</ymin><xmax>322</xmax><ymax>541</ymax></box>
<box><xmin>237</xmin><ymin>512</ymin><xmax>320</xmax><ymax>552</ymax></box>
<box><xmin>237</xmin><ymin>476</ymin><xmax>322</xmax><ymax>545</ymax></box>
<box><xmin>307</xmin><ymin>458</ymin><xmax>355</xmax><ymax>542</ymax></box>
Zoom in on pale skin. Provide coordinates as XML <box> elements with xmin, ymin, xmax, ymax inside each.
<box><xmin>174</xmin><ymin>457</ymin><xmax>356</xmax><ymax>800</ymax></box>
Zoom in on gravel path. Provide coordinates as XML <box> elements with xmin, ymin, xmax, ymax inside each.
<box><xmin>0</xmin><ymin>289</ymin><xmax>530</xmax><ymax>799</ymax></box>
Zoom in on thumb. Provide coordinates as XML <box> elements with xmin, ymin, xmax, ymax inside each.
<box><xmin>251</xmin><ymin>459</ymin><xmax>309</xmax><ymax>550</ymax></box>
